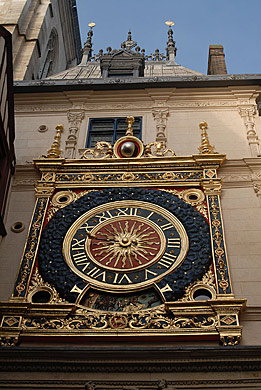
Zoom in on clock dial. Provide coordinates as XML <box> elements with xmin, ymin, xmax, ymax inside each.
<box><xmin>63</xmin><ymin>201</ymin><xmax>188</xmax><ymax>292</ymax></box>
<box><xmin>38</xmin><ymin>188</ymin><xmax>211</xmax><ymax>303</ymax></box>
<box><xmin>87</xmin><ymin>216</ymin><xmax>165</xmax><ymax>271</ymax></box>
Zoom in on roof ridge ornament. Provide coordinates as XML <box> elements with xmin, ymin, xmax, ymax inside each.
<box><xmin>121</xmin><ymin>31</ymin><xmax>137</xmax><ymax>51</ymax></box>
<box><xmin>165</xmin><ymin>21</ymin><xmax>177</xmax><ymax>62</ymax></box>
<box><xmin>80</xmin><ymin>22</ymin><xmax>96</xmax><ymax>64</ymax></box>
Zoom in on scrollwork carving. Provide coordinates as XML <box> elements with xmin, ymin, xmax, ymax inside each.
<box><xmin>80</xmin><ymin>142</ymin><xmax>113</xmax><ymax>159</ymax></box>
<box><xmin>144</xmin><ymin>141</ymin><xmax>175</xmax><ymax>157</ymax></box>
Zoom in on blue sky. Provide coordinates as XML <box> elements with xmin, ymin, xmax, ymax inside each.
<box><xmin>76</xmin><ymin>0</ymin><xmax>260</xmax><ymax>75</ymax></box>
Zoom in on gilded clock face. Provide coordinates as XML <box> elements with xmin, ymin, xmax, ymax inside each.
<box><xmin>63</xmin><ymin>201</ymin><xmax>188</xmax><ymax>292</ymax></box>
<box><xmin>38</xmin><ymin>188</ymin><xmax>211</xmax><ymax>303</ymax></box>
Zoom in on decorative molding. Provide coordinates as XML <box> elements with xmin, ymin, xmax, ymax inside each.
<box><xmin>65</xmin><ymin>111</ymin><xmax>85</xmax><ymax>158</ymax></box>
<box><xmin>0</xmin><ymin>378</ymin><xmax>260</xmax><ymax>390</ymax></box>
<box><xmin>238</xmin><ymin>105</ymin><xmax>261</xmax><ymax>157</ymax></box>
<box><xmin>14</xmin><ymin>105</ymin><xmax>71</xmax><ymax>113</ymax></box>
<box><xmin>1</xmin><ymin>347</ymin><xmax>261</xmax><ymax>373</ymax></box>
<box><xmin>14</xmin><ymin>99</ymin><xmax>254</xmax><ymax>114</ymax></box>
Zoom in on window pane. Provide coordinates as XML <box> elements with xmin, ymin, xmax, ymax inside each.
<box><xmin>90</xmin><ymin>132</ymin><xmax>113</xmax><ymax>148</ymax></box>
<box><xmin>87</xmin><ymin>117</ymin><xmax>142</xmax><ymax>148</ymax></box>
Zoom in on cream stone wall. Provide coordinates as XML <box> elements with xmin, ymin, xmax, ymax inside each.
<box><xmin>14</xmin><ymin>86</ymin><xmax>261</xmax><ymax>161</ymax></box>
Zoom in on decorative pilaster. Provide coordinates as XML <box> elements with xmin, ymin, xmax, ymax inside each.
<box><xmin>202</xmin><ymin>180</ymin><xmax>233</xmax><ymax>297</ymax></box>
<box><xmin>238</xmin><ymin>106</ymin><xmax>261</xmax><ymax>157</ymax></box>
<box><xmin>65</xmin><ymin>111</ymin><xmax>85</xmax><ymax>158</ymax></box>
<box><xmin>152</xmin><ymin>108</ymin><xmax>169</xmax><ymax>148</ymax></box>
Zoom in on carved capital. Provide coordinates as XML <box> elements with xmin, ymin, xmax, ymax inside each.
<box><xmin>202</xmin><ymin>180</ymin><xmax>222</xmax><ymax>195</ymax></box>
<box><xmin>67</xmin><ymin>111</ymin><xmax>85</xmax><ymax>126</ymax></box>
<box><xmin>35</xmin><ymin>183</ymin><xmax>55</xmax><ymax>198</ymax></box>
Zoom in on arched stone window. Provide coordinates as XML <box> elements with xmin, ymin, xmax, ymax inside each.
<box><xmin>40</xmin><ymin>28</ymin><xmax>59</xmax><ymax>78</ymax></box>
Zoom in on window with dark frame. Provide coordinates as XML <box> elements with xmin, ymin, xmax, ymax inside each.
<box><xmin>86</xmin><ymin>117</ymin><xmax>142</xmax><ymax>148</ymax></box>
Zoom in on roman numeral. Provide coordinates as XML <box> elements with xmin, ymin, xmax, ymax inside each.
<box><xmin>113</xmin><ymin>273</ymin><xmax>133</xmax><ymax>284</ymax></box>
<box><xmin>73</xmin><ymin>252</ymin><xmax>88</xmax><ymax>263</ymax></box>
<box><xmin>79</xmin><ymin>222</ymin><xmax>96</xmax><ymax>232</ymax></box>
<box><xmin>146</xmin><ymin>211</ymin><xmax>154</xmax><ymax>219</ymax></box>
<box><xmin>160</xmin><ymin>222</ymin><xmax>173</xmax><ymax>231</ymax></box>
<box><xmin>145</xmin><ymin>269</ymin><xmax>157</xmax><ymax>280</ymax></box>
<box><xmin>71</xmin><ymin>237</ymin><xmax>85</xmax><ymax>250</ymax></box>
<box><xmin>167</xmin><ymin>238</ymin><xmax>181</xmax><ymax>248</ymax></box>
<box><xmin>158</xmin><ymin>252</ymin><xmax>177</xmax><ymax>268</ymax></box>
<box><xmin>117</xmin><ymin>207</ymin><xmax>137</xmax><ymax>216</ymax></box>
<box><xmin>118</xmin><ymin>273</ymin><xmax>132</xmax><ymax>284</ymax></box>
<box><xmin>159</xmin><ymin>283</ymin><xmax>173</xmax><ymax>294</ymax></box>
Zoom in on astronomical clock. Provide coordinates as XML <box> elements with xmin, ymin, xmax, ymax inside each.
<box><xmin>0</xmin><ymin>117</ymin><xmax>245</xmax><ymax>346</ymax></box>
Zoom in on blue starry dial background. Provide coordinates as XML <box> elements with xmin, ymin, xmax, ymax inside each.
<box><xmin>38</xmin><ymin>188</ymin><xmax>212</xmax><ymax>303</ymax></box>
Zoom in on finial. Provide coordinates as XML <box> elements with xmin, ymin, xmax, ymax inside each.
<box><xmin>126</xmin><ymin>116</ymin><xmax>135</xmax><ymax>136</ymax></box>
<box><xmin>198</xmin><ymin>121</ymin><xmax>215</xmax><ymax>154</ymax></box>
<box><xmin>46</xmin><ymin>124</ymin><xmax>64</xmax><ymax>158</ymax></box>
<box><xmin>121</xmin><ymin>31</ymin><xmax>137</xmax><ymax>51</ymax></box>
<box><xmin>165</xmin><ymin>20</ymin><xmax>177</xmax><ymax>62</ymax></box>
<box><xmin>81</xmin><ymin>22</ymin><xmax>96</xmax><ymax>64</ymax></box>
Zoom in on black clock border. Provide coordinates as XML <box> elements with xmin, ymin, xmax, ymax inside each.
<box><xmin>38</xmin><ymin>188</ymin><xmax>211</xmax><ymax>302</ymax></box>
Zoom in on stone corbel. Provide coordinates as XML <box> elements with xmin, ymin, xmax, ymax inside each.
<box><xmin>65</xmin><ymin>111</ymin><xmax>85</xmax><ymax>158</ymax></box>
<box><xmin>238</xmin><ymin>106</ymin><xmax>261</xmax><ymax>157</ymax></box>
<box><xmin>152</xmin><ymin>108</ymin><xmax>169</xmax><ymax>148</ymax></box>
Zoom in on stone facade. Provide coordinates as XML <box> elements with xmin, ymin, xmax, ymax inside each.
<box><xmin>0</xmin><ymin>0</ymin><xmax>81</xmax><ymax>80</ymax></box>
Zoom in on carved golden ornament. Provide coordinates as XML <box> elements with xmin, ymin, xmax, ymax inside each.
<box><xmin>81</xmin><ymin>141</ymin><xmax>113</xmax><ymax>159</ymax></box>
<box><xmin>179</xmin><ymin>268</ymin><xmax>216</xmax><ymax>302</ymax></box>
<box><xmin>48</xmin><ymin>190</ymin><xmax>94</xmax><ymax>221</ymax></box>
<box><xmin>46</xmin><ymin>124</ymin><xmax>64</xmax><ymax>158</ymax></box>
<box><xmin>126</xmin><ymin>116</ymin><xmax>135</xmax><ymax>136</ymax></box>
<box><xmin>121</xmin><ymin>172</ymin><xmax>135</xmax><ymax>181</ymax></box>
<box><xmin>181</xmin><ymin>188</ymin><xmax>205</xmax><ymax>206</ymax></box>
<box><xmin>144</xmin><ymin>141</ymin><xmax>175</xmax><ymax>157</ymax></box>
<box><xmin>198</xmin><ymin>121</ymin><xmax>215</xmax><ymax>154</ymax></box>
<box><xmin>28</xmin><ymin>269</ymin><xmax>66</xmax><ymax>304</ymax></box>
<box><xmin>15</xmin><ymin>198</ymin><xmax>46</xmax><ymax>297</ymax></box>
<box><xmin>160</xmin><ymin>188</ymin><xmax>208</xmax><ymax>218</ymax></box>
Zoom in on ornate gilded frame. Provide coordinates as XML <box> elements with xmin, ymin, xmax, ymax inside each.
<box><xmin>0</xmin><ymin>151</ymin><xmax>246</xmax><ymax>347</ymax></box>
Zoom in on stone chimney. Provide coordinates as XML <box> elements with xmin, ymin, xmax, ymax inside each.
<box><xmin>207</xmin><ymin>45</ymin><xmax>227</xmax><ymax>75</ymax></box>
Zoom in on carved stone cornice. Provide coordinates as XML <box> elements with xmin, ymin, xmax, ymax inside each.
<box><xmin>0</xmin><ymin>346</ymin><xmax>261</xmax><ymax>373</ymax></box>
<box><xmin>11</xmin><ymin>165</ymin><xmax>40</xmax><ymax>191</ymax></box>
<box><xmin>219</xmin><ymin>158</ymin><xmax>261</xmax><ymax>197</ymax></box>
